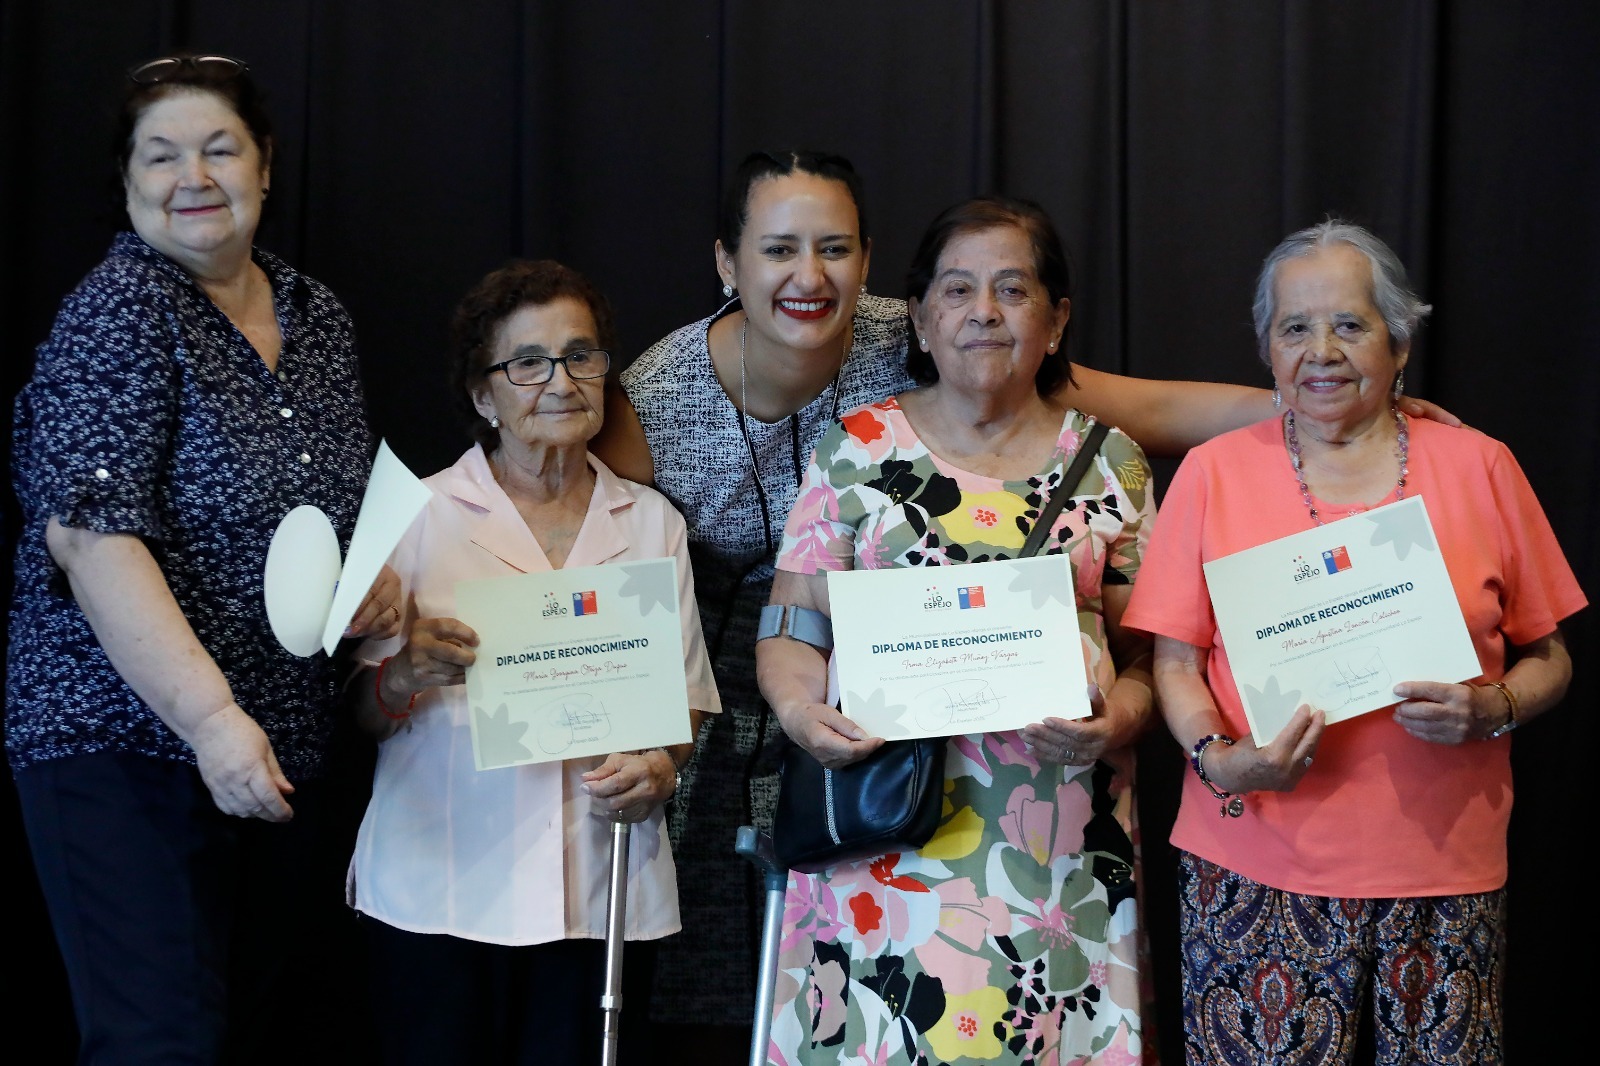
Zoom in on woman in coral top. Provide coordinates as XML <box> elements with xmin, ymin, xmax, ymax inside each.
<box><xmin>1123</xmin><ymin>221</ymin><xmax>1585</xmax><ymax>1065</ymax></box>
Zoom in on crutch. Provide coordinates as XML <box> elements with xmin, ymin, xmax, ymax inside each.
<box><xmin>600</xmin><ymin>819</ymin><xmax>632</xmax><ymax>1066</ymax></box>
<box><xmin>737</xmin><ymin>825</ymin><xmax>788</xmax><ymax>1066</ymax></box>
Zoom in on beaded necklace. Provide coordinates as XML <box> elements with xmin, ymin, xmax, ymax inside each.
<box><xmin>1283</xmin><ymin>406</ymin><xmax>1409</xmax><ymax>526</ymax></box>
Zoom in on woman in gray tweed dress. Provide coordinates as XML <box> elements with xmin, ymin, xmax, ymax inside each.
<box><xmin>595</xmin><ymin>149</ymin><xmax>1457</xmax><ymax>1055</ymax></box>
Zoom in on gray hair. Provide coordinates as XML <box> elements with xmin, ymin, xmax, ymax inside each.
<box><xmin>1252</xmin><ymin>220</ymin><xmax>1432</xmax><ymax>363</ymax></box>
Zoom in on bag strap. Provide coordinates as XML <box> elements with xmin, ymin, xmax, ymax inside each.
<box><xmin>1019</xmin><ymin>419</ymin><xmax>1112</xmax><ymax>559</ymax></box>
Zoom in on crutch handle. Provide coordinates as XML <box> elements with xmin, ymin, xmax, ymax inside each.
<box><xmin>738</xmin><ymin>826</ymin><xmax>787</xmax><ymax>1066</ymax></box>
<box><xmin>735</xmin><ymin>825</ymin><xmax>787</xmax><ymax>889</ymax></box>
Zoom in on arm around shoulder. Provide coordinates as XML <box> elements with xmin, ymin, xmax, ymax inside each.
<box><xmin>591</xmin><ymin>387</ymin><xmax>656</xmax><ymax>485</ymax></box>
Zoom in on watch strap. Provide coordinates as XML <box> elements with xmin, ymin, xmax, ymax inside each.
<box><xmin>757</xmin><ymin>603</ymin><xmax>834</xmax><ymax>652</ymax></box>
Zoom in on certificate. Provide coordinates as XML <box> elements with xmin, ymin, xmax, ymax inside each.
<box><xmin>1204</xmin><ymin>495</ymin><xmax>1481</xmax><ymax>745</ymax></box>
<box><xmin>454</xmin><ymin>558</ymin><xmax>692</xmax><ymax>771</ymax></box>
<box><xmin>827</xmin><ymin>555</ymin><xmax>1091</xmax><ymax>740</ymax></box>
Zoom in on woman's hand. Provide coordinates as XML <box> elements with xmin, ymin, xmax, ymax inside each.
<box><xmin>189</xmin><ymin>702</ymin><xmax>295</xmax><ymax>821</ymax></box>
<box><xmin>582</xmin><ymin>749</ymin><xmax>678</xmax><ymax>822</ymax></box>
<box><xmin>775</xmin><ymin>700</ymin><xmax>884</xmax><ymax>770</ymax></box>
<box><xmin>345</xmin><ymin>564</ymin><xmax>403</xmax><ymax>640</ymax></box>
<box><xmin>1204</xmin><ymin>704</ymin><xmax>1325</xmax><ymax>794</ymax></box>
<box><xmin>1391</xmin><ymin>681</ymin><xmax>1505</xmax><ymax>743</ymax></box>
<box><xmin>375</xmin><ymin>618</ymin><xmax>478</xmax><ymax>715</ymax></box>
<box><xmin>1397</xmin><ymin>395</ymin><xmax>1464</xmax><ymax>429</ymax></box>
<box><xmin>1021</xmin><ymin>684</ymin><xmax>1145</xmax><ymax>766</ymax></box>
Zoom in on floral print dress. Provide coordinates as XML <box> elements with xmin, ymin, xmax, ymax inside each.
<box><xmin>771</xmin><ymin>398</ymin><xmax>1156</xmax><ymax>1066</ymax></box>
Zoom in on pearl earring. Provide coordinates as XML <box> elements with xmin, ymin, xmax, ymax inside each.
<box><xmin>489</xmin><ymin>415</ymin><xmax>500</xmax><ymax>429</ymax></box>
<box><xmin>859</xmin><ymin>284</ymin><xmax>868</xmax><ymax>296</ymax></box>
<box><xmin>722</xmin><ymin>284</ymin><xmax>735</xmax><ymax>298</ymax></box>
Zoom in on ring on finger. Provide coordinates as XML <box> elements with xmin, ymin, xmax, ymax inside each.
<box><xmin>1064</xmin><ymin>748</ymin><xmax>1077</xmax><ymax>762</ymax></box>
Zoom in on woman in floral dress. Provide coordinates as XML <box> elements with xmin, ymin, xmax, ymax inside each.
<box><xmin>758</xmin><ymin>196</ymin><xmax>1156</xmax><ymax>1065</ymax></box>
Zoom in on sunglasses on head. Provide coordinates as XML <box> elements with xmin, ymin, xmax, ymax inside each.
<box><xmin>128</xmin><ymin>54</ymin><xmax>248</xmax><ymax>86</ymax></box>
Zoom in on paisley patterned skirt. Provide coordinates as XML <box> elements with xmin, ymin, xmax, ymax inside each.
<box><xmin>1176</xmin><ymin>852</ymin><xmax>1505</xmax><ymax>1065</ymax></box>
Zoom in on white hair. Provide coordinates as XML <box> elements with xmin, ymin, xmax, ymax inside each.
<box><xmin>1252</xmin><ymin>219</ymin><xmax>1432</xmax><ymax>362</ymax></box>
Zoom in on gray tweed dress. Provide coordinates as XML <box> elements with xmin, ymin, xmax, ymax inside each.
<box><xmin>621</xmin><ymin>294</ymin><xmax>915</xmax><ymax>1024</ymax></box>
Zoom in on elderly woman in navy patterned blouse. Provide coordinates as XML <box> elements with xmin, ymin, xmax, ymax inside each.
<box><xmin>8</xmin><ymin>55</ymin><xmax>398</xmax><ymax>1062</ymax></box>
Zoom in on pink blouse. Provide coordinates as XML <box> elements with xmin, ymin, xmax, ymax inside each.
<box><xmin>350</xmin><ymin>446</ymin><xmax>721</xmax><ymax>945</ymax></box>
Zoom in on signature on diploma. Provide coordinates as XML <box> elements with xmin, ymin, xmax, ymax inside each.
<box><xmin>535</xmin><ymin>691</ymin><xmax>613</xmax><ymax>753</ymax></box>
<box><xmin>913</xmin><ymin>677</ymin><xmax>1003</xmax><ymax>730</ymax></box>
<box><xmin>1313</xmin><ymin>647</ymin><xmax>1392</xmax><ymax>710</ymax></box>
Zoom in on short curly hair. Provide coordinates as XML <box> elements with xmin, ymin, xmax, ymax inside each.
<box><xmin>447</xmin><ymin>260</ymin><xmax>618</xmax><ymax>452</ymax></box>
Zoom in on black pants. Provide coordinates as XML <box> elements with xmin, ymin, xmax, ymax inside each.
<box><xmin>364</xmin><ymin>920</ymin><xmax>658</xmax><ymax>1065</ymax></box>
<box><xmin>15</xmin><ymin>750</ymin><xmax>356</xmax><ymax>1066</ymax></box>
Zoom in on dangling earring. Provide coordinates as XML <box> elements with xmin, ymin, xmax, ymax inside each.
<box><xmin>1272</xmin><ymin>385</ymin><xmax>1282</xmax><ymax>410</ymax></box>
<box><xmin>489</xmin><ymin>415</ymin><xmax>500</xmax><ymax>429</ymax></box>
<box><xmin>1392</xmin><ymin>370</ymin><xmax>1406</xmax><ymax>402</ymax></box>
<box><xmin>722</xmin><ymin>284</ymin><xmax>735</xmax><ymax>298</ymax></box>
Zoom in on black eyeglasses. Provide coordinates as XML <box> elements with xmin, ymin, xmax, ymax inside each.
<box><xmin>128</xmin><ymin>55</ymin><xmax>249</xmax><ymax>85</ymax></box>
<box><xmin>483</xmin><ymin>349</ymin><xmax>611</xmax><ymax>386</ymax></box>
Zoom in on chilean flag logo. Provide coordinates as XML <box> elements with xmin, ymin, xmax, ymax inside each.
<box><xmin>572</xmin><ymin>590</ymin><xmax>598</xmax><ymax>616</ymax></box>
<box><xmin>1321</xmin><ymin>546</ymin><xmax>1353</xmax><ymax>574</ymax></box>
<box><xmin>958</xmin><ymin>586</ymin><xmax>986</xmax><ymax>609</ymax></box>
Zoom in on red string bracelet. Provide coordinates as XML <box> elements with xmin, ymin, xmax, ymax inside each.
<box><xmin>374</xmin><ymin>656</ymin><xmax>417</xmax><ymax>720</ymax></box>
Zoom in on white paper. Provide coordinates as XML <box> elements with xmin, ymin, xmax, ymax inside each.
<box><xmin>263</xmin><ymin>505</ymin><xmax>341</xmax><ymax>657</ymax></box>
<box><xmin>455</xmin><ymin>558</ymin><xmax>693</xmax><ymax>770</ymax></box>
<box><xmin>1203</xmin><ymin>495</ymin><xmax>1482</xmax><ymax>745</ymax></box>
<box><xmin>318</xmin><ymin>441</ymin><xmax>432</xmax><ymax>654</ymax></box>
<box><xmin>263</xmin><ymin>440</ymin><xmax>429</xmax><ymax>657</ymax></box>
<box><xmin>826</xmin><ymin>556</ymin><xmax>1091</xmax><ymax>740</ymax></box>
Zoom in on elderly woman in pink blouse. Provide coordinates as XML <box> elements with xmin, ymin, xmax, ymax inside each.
<box><xmin>347</xmin><ymin>260</ymin><xmax>720</xmax><ymax>1066</ymax></box>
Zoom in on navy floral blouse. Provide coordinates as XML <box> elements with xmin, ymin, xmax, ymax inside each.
<box><xmin>7</xmin><ymin>233</ymin><xmax>372</xmax><ymax>779</ymax></box>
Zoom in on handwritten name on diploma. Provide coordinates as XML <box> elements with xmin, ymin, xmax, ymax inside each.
<box><xmin>1278</xmin><ymin>608</ymin><xmax>1404</xmax><ymax>651</ymax></box>
<box><xmin>897</xmin><ymin>648</ymin><xmax>1022</xmax><ymax>671</ymax></box>
<box><xmin>518</xmin><ymin>659</ymin><xmax>637</xmax><ymax>684</ymax></box>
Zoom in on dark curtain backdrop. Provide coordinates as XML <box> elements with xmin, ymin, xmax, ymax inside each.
<box><xmin>3</xmin><ymin>2</ymin><xmax>1595</xmax><ymax>1061</ymax></box>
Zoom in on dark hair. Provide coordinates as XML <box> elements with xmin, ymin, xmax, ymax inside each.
<box><xmin>448</xmin><ymin>260</ymin><xmax>618</xmax><ymax>452</ymax></box>
<box><xmin>114</xmin><ymin>53</ymin><xmax>275</xmax><ymax>178</ymax></box>
<box><xmin>904</xmin><ymin>195</ymin><xmax>1075</xmax><ymax>395</ymax></box>
<box><xmin>717</xmin><ymin>149</ymin><xmax>870</xmax><ymax>254</ymax></box>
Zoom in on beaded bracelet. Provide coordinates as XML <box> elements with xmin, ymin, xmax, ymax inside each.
<box><xmin>1191</xmin><ymin>733</ymin><xmax>1244</xmax><ymax>818</ymax></box>
<box><xmin>374</xmin><ymin>656</ymin><xmax>417</xmax><ymax>720</ymax></box>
